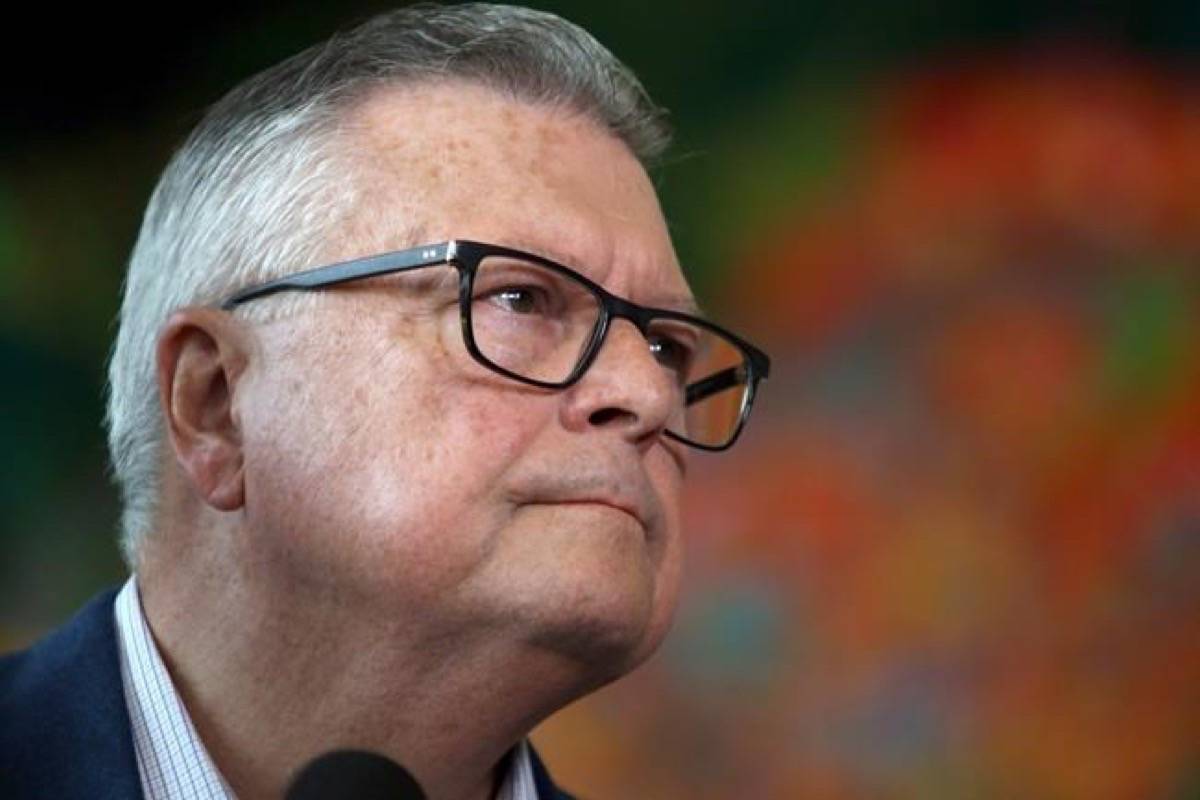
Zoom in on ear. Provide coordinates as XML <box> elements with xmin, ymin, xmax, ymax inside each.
<box><xmin>156</xmin><ymin>307</ymin><xmax>252</xmax><ymax>512</ymax></box>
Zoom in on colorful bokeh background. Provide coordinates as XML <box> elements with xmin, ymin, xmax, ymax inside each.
<box><xmin>2</xmin><ymin>3</ymin><xmax>1197</xmax><ymax>798</ymax></box>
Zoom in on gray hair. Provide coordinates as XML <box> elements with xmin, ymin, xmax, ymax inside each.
<box><xmin>106</xmin><ymin>3</ymin><xmax>671</xmax><ymax>568</ymax></box>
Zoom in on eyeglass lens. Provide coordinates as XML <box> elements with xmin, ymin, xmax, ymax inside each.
<box><xmin>468</xmin><ymin>255</ymin><xmax>751</xmax><ymax>448</ymax></box>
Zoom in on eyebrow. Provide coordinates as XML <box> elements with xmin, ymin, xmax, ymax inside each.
<box><xmin>500</xmin><ymin>237</ymin><xmax>705</xmax><ymax>318</ymax></box>
<box><xmin>655</xmin><ymin>293</ymin><xmax>704</xmax><ymax>317</ymax></box>
<box><xmin>378</xmin><ymin>260</ymin><xmax>459</xmax><ymax>294</ymax></box>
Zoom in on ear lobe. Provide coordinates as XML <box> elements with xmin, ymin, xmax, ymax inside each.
<box><xmin>157</xmin><ymin>308</ymin><xmax>250</xmax><ymax>512</ymax></box>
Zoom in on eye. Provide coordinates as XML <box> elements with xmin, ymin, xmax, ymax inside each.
<box><xmin>648</xmin><ymin>333</ymin><xmax>694</xmax><ymax>376</ymax></box>
<box><xmin>486</xmin><ymin>285</ymin><xmax>550</xmax><ymax>315</ymax></box>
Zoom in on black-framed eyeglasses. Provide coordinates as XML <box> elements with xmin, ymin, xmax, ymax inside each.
<box><xmin>220</xmin><ymin>240</ymin><xmax>770</xmax><ymax>450</ymax></box>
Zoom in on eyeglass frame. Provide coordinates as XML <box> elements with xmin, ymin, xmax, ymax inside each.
<box><xmin>219</xmin><ymin>239</ymin><xmax>771</xmax><ymax>451</ymax></box>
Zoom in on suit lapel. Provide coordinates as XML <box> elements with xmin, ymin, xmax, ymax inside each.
<box><xmin>0</xmin><ymin>588</ymin><xmax>143</xmax><ymax>799</ymax></box>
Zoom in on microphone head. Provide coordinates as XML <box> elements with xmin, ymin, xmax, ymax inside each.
<box><xmin>285</xmin><ymin>749</ymin><xmax>426</xmax><ymax>799</ymax></box>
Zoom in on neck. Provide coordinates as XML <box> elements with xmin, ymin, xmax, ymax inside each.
<box><xmin>136</xmin><ymin>545</ymin><xmax>581</xmax><ymax>800</ymax></box>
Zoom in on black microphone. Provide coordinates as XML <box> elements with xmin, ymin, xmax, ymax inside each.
<box><xmin>285</xmin><ymin>749</ymin><xmax>427</xmax><ymax>799</ymax></box>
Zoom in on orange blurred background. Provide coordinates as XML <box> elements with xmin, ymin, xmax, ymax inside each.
<box><xmin>2</xmin><ymin>3</ymin><xmax>1197</xmax><ymax>797</ymax></box>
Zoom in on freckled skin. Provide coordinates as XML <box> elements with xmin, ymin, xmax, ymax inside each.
<box><xmin>147</xmin><ymin>80</ymin><xmax>695</xmax><ymax>800</ymax></box>
<box><xmin>239</xmin><ymin>81</ymin><xmax>691</xmax><ymax>662</ymax></box>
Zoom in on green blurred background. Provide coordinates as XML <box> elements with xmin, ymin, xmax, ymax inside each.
<box><xmin>3</xmin><ymin>2</ymin><xmax>1198</xmax><ymax>797</ymax></box>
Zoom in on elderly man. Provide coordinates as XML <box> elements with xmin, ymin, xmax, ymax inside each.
<box><xmin>0</xmin><ymin>4</ymin><xmax>768</xmax><ymax>799</ymax></box>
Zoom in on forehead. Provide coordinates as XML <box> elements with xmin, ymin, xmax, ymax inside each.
<box><xmin>337</xmin><ymin>80</ymin><xmax>692</xmax><ymax>309</ymax></box>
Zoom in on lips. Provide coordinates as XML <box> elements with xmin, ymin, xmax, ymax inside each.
<box><xmin>547</xmin><ymin>497</ymin><xmax>644</xmax><ymax>527</ymax></box>
<box><xmin>511</xmin><ymin>472</ymin><xmax>659</xmax><ymax>535</ymax></box>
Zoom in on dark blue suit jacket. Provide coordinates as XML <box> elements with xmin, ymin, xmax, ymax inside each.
<box><xmin>0</xmin><ymin>590</ymin><xmax>575</xmax><ymax>799</ymax></box>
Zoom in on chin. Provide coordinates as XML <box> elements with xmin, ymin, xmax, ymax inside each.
<box><xmin>529</xmin><ymin>609</ymin><xmax>648</xmax><ymax>669</ymax></box>
<box><xmin>514</xmin><ymin>574</ymin><xmax>668</xmax><ymax>685</ymax></box>
<box><xmin>468</xmin><ymin>503</ymin><xmax>679</xmax><ymax>679</ymax></box>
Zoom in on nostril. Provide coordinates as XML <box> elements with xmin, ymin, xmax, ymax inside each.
<box><xmin>588</xmin><ymin>407</ymin><xmax>634</xmax><ymax>427</ymax></box>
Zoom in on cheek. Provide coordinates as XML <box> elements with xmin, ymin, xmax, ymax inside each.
<box><xmin>235</xmin><ymin>328</ymin><xmax>436</xmax><ymax>580</ymax></box>
<box><xmin>342</xmin><ymin>384</ymin><xmax>555</xmax><ymax>601</ymax></box>
<box><xmin>238</xmin><ymin>327</ymin><xmax>556</xmax><ymax>600</ymax></box>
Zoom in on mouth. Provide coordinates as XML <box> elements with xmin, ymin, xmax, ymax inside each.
<box><xmin>562</xmin><ymin>498</ymin><xmax>642</xmax><ymax>522</ymax></box>
<box><xmin>510</xmin><ymin>468</ymin><xmax>661</xmax><ymax>538</ymax></box>
<box><xmin>527</xmin><ymin>498</ymin><xmax>647</xmax><ymax>531</ymax></box>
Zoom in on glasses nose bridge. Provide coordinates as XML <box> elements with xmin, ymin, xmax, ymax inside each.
<box><xmin>601</xmin><ymin>291</ymin><xmax>655</xmax><ymax>339</ymax></box>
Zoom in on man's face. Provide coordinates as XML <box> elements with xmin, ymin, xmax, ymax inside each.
<box><xmin>234</xmin><ymin>82</ymin><xmax>691</xmax><ymax>674</ymax></box>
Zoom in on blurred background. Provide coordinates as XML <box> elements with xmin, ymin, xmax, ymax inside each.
<box><xmin>2</xmin><ymin>1</ymin><xmax>1197</xmax><ymax>797</ymax></box>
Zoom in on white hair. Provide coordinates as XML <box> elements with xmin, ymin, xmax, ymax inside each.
<box><xmin>106</xmin><ymin>2</ymin><xmax>671</xmax><ymax>568</ymax></box>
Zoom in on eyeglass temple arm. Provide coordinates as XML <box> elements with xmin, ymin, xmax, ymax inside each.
<box><xmin>685</xmin><ymin>365</ymin><xmax>749</xmax><ymax>407</ymax></box>
<box><xmin>219</xmin><ymin>243</ymin><xmax>456</xmax><ymax>309</ymax></box>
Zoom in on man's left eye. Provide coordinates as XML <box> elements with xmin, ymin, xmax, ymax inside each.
<box><xmin>648</xmin><ymin>335</ymin><xmax>693</xmax><ymax>375</ymax></box>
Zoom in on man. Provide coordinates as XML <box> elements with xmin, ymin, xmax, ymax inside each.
<box><xmin>0</xmin><ymin>4</ymin><xmax>768</xmax><ymax>799</ymax></box>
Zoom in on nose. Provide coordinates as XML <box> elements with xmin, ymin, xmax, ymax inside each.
<box><xmin>557</xmin><ymin>318</ymin><xmax>679</xmax><ymax>446</ymax></box>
